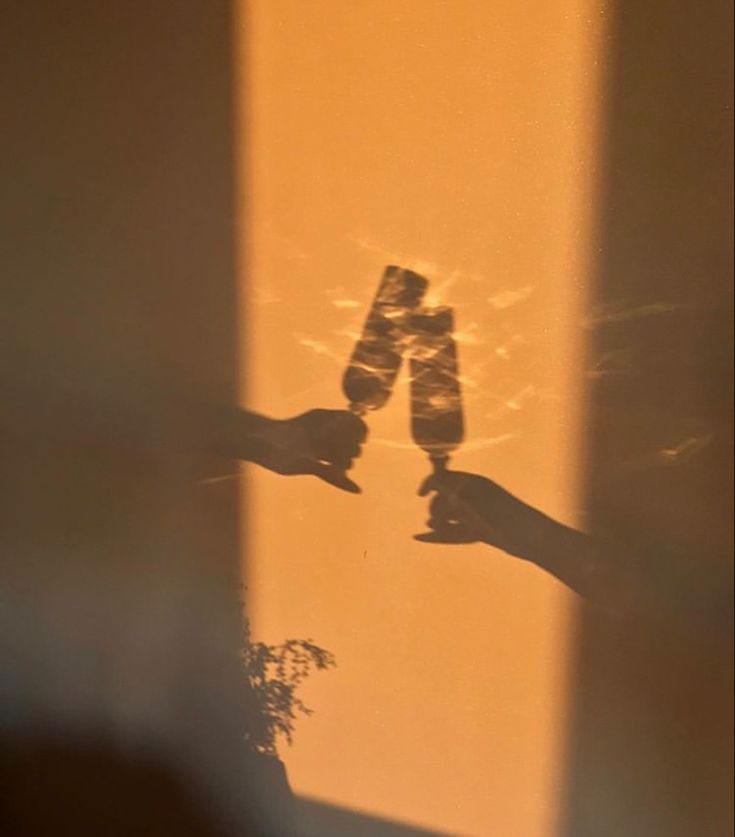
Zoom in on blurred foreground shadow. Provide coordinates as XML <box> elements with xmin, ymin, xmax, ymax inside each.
<box><xmin>1</xmin><ymin>734</ymin><xmax>227</xmax><ymax>837</ymax></box>
<box><xmin>1</xmin><ymin>3</ymin><xmax>293</xmax><ymax>835</ymax></box>
<box><xmin>560</xmin><ymin>1</ymin><xmax>733</xmax><ymax>836</ymax></box>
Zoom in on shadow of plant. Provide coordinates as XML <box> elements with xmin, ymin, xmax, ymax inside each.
<box><xmin>241</xmin><ymin>620</ymin><xmax>335</xmax><ymax>758</ymax></box>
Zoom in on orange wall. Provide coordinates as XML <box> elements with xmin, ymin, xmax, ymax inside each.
<box><xmin>236</xmin><ymin>2</ymin><xmax>606</xmax><ymax>834</ymax></box>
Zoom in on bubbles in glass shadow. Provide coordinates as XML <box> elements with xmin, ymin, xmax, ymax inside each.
<box><xmin>409</xmin><ymin>306</ymin><xmax>465</xmax><ymax>473</ymax></box>
<box><xmin>342</xmin><ymin>266</ymin><xmax>429</xmax><ymax>414</ymax></box>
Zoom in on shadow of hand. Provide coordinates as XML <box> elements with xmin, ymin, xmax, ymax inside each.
<box><xmin>253</xmin><ymin>409</ymin><xmax>368</xmax><ymax>493</ymax></box>
<box><xmin>415</xmin><ymin>469</ymin><xmax>544</xmax><ymax>559</ymax></box>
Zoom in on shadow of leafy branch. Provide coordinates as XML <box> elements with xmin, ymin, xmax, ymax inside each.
<box><xmin>241</xmin><ymin>619</ymin><xmax>336</xmax><ymax>758</ymax></box>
